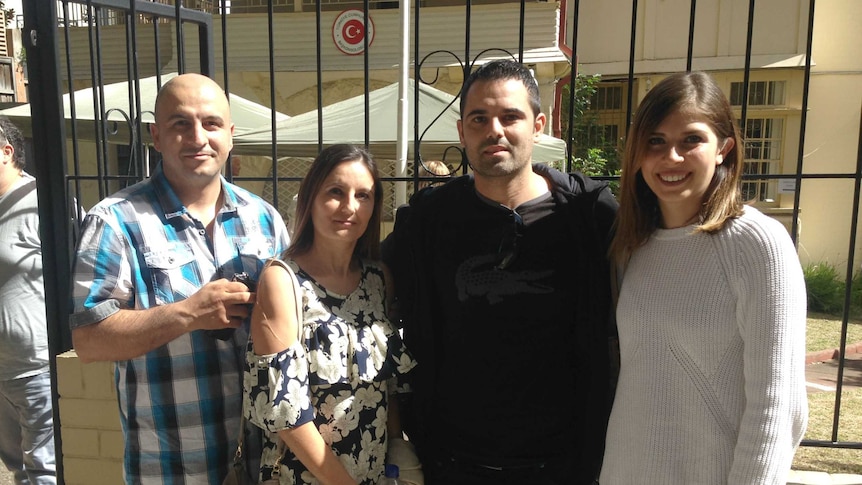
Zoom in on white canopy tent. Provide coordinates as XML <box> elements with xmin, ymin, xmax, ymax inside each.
<box><xmin>0</xmin><ymin>72</ymin><xmax>290</xmax><ymax>146</ymax></box>
<box><xmin>232</xmin><ymin>79</ymin><xmax>568</xmax><ymax>164</ymax></box>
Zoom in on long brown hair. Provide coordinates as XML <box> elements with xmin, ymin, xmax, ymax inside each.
<box><xmin>609</xmin><ymin>71</ymin><xmax>744</xmax><ymax>266</ymax></box>
<box><xmin>285</xmin><ymin>144</ymin><xmax>384</xmax><ymax>260</ymax></box>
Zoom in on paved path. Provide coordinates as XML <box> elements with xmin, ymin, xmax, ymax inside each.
<box><xmin>789</xmin><ymin>470</ymin><xmax>862</xmax><ymax>484</ymax></box>
<box><xmin>806</xmin><ymin>344</ymin><xmax>862</xmax><ymax>393</ymax></box>
<box><xmin>795</xmin><ymin>346</ymin><xmax>862</xmax><ymax>484</ymax></box>
<box><xmin>0</xmin><ymin>467</ymin><xmax>12</xmax><ymax>485</ymax></box>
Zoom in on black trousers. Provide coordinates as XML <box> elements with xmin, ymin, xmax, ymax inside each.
<box><xmin>424</xmin><ymin>453</ymin><xmax>598</xmax><ymax>485</ymax></box>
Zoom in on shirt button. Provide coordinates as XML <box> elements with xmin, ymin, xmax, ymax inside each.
<box><xmin>168</xmin><ymin>257</ymin><xmax>174</xmax><ymax>264</ymax></box>
<box><xmin>199</xmin><ymin>229</ymin><xmax>206</xmax><ymax>236</ymax></box>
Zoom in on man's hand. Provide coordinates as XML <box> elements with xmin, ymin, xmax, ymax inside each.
<box><xmin>180</xmin><ymin>278</ymin><xmax>256</xmax><ymax>332</ymax></box>
<box><xmin>73</xmin><ymin>278</ymin><xmax>257</xmax><ymax>362</ymax></box>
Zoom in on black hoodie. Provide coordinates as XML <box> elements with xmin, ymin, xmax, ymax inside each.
<box><xmin>383</xmin><ymin>164</ymin><xmax>618</xmax><ymax>484</ymax></box>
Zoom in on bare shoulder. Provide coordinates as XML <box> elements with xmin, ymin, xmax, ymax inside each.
<box><xmin>257</xmin><ymin>261</ymin><xmax>295</xmax><ymax>301</ymax></box>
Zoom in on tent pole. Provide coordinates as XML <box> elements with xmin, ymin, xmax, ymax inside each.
<box><xmin>395</xmin><ymin>0</ymin><xmax>410</xmax><ymax>209</ymax></box>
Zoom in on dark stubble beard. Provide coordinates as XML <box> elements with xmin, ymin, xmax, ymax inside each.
<box><xmin>469</xmin><ymin>144</ymin><xmax>532</xmax><ymax>179</ymax></box>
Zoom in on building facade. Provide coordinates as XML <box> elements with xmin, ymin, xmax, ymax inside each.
<box><xmin>12</xmin><ymin>0</ymin><xmax>862</xmax><ymax>268</ymax></box>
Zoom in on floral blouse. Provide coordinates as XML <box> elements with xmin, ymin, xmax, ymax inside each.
<box><xmin>244</xmin><ymin>259</ymin><xmax>417</xmax><ymax>485</ymax></box>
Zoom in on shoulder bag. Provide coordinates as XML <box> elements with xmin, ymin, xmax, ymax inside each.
<box><xmin>222</xmin><ymin>259</ymin><xmax>302</xmax><ymax>485</ymax></box>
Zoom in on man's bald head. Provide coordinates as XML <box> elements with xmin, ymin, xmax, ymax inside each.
<box><xmin>149</xmin><ymin>73</ymin><xmax>235</xmax><ymax>195</ymax></box>
<box><xmin>154</xmin><ymin>73</ymin><xmax>230</xmax><ymax>123</ymax></box>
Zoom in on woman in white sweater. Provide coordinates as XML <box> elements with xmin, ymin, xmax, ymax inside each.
<box><xmin>600</xmin><ymin>71</ymin><xmax>808</xmax><ymax>484</ymax></box>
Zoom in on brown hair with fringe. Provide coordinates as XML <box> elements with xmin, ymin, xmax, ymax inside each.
<box><xmin>609</xmin><ymin>71</ymin><xmax>745</xmax><ymax>266</ymax></box>
<box><xmin>285</xmin><ymin>144</ymin><xmax>384</xmax><ymax>261</ymax></box>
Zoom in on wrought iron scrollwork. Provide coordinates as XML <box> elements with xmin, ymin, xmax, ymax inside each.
<box><xmin>414</xmin><ymin>48</ymin><xmax>520</xmax><ymax>179</ymax></box>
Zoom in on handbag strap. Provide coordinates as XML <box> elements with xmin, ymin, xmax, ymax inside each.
<box><xmin>233</xmin><ymin>258</ymin><xmax>302</xmax><ymax>474</ymax></box>
<box><xmin>261</xmin><ymin>258</ymin><xmax>303</xmax><ymax>342</ymax></box>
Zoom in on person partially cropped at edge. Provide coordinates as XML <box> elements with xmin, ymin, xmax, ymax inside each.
<box><xmin>0</xmin><ymin>117</ymin><xmax>57</xmax><ymax>484</ymax></box>
<box><xmin>70</xmin><ymin>73</ymin><xmax>289</xmax><ymax>484</ymax></box>
<box><xmin>244</xmin><ymin>144</ymin><xmax>417</xmax><ymax>484</ymax></box>
<box><xmin>600</xmin><ymin>71</ymin><xmax>807</xmax><ymax>484</ymax></box>
<box><xmin>383</xmin><ymin>59</ymin><xmax>618</xmax><ymax>484</ymax></box>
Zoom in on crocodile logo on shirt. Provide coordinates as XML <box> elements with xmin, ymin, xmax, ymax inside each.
<box><xmin>455</xmin><ymin>253</ymin><xmax>553</xmax><ymax>304</ymax></box>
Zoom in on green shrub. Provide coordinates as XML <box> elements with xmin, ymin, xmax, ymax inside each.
<box><xmin>852</xmin><ymin>270</ymin><xmax>862</xmax><ymax>315</ymax></box>
<box><xmin>804</xmin><ymin>263</ymin><xmax>844</xmax><ymax>314</ymax></box>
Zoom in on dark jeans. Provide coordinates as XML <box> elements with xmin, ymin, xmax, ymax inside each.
<box><xmin>424</xmin><ymin>453</ymin><xmax>598</xmax><ymax>485</ymax></box>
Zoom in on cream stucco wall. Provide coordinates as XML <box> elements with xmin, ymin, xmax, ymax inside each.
<box><xmin>797</xmin><ymin>72</ymin><xmax>862</xmax><ymax>268</ymax></box>
<box><xmin>573</xmin><ymin>0</ymin><xmax>810</xmax><ymax>75</ymax></box>
<box><xmin>794</xmin><ymin>0</ymin><xmax>862</xmax><ymax>271</ymax></box>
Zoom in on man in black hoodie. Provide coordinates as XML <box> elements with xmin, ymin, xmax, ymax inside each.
<box><xmin>384</xmin><ymin>59</ymin><xmax>618</xmax><ymax>485</ymax></box>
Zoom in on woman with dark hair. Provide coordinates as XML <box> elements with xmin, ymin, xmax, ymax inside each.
<box><xmin>244</xmin><ymin>144</ymin><xmax>416</xmax><ymax>485</ymax></box>
<box><xmin>600</xmin><ymin>72</ymin><xmax>807</xmax><ymax>484</ymax></box>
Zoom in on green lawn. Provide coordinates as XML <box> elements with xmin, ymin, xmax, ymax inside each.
<box><xmin>793</xmin><ymin>388</ymin><xmax>862</xmax><ymax>475</ymax></box>
<box><xmin>792</xmin><ymin>313</ymin><xmax>862</xmax><ymax>475</ymax></box>
<box><xmin>806</xmin><ymin>312</ymin><xmax>862</xmax><ymax>354</ymax></box>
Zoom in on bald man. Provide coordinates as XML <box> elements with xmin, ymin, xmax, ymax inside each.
<box><xmin>70</xmin><ymin>74</ymin><xmax>289</xmax><ymax>484</ymax></box>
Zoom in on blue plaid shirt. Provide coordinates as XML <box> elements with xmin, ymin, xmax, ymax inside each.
<box><xmin>71</xmin><ymin>165</ymin><xmax>289</xmax><ymax>484</ymax></box>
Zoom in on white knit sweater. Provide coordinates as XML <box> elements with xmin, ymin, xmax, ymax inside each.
<box><xmin>600</xmin><ymin>207</ymin><xmax>808</xmax><ymax>485</ymax></box>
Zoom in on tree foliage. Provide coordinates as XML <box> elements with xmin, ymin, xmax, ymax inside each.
<box><xmin>559</xmin><ymin>72</ymin><xmax>622</xmax><ymax>187</ymax></box>
<box><xmin>1</xmin><ymin>1</ymin><xmax>13</xmax><ymax>27</ymax></box>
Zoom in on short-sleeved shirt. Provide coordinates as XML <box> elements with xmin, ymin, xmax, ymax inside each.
<box><xmin>70</xmin><ymin>165</ymin><xmax>289</xmax><ymax>485</ymax></box>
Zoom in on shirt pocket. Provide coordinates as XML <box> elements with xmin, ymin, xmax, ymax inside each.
<box><xmin>231</xmin><ymin>236</ymin><xmax>277</xmax><ymax>275</ymax></box>
<box><xmin>144</xmin><ymin>242</ymin><xmax>200</xmax><ymax>306</ymax></box>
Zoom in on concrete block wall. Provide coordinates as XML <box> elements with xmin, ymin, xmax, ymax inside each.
<box><xmin>56</xmin><ymin>350</ymin><xmax>124</xmax><ymax>485</ymax></box>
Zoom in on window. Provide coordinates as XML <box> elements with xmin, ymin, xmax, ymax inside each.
<box><xmin>741</xmin><ymin>118</ymin><xmax>784</xmax><ymax>202</ymax></box>
<box><xmin>590</xmin><ymin>85</ymin><xmax>623</xmax><ymax>111</ymax></box>
<box><xmin>0</xmin><ymin>58</ymin><xmax>14</xmax><ymax>103</ymax></box>
<box><xmin>730</xmin><ymin>79</ymin><xmax>788</xmax><ymax>203</ymax></box>
<box><xmin>586</xmin><ymin>124</ymin><xmax>619</xmax><ymax>148</ymax></box>
<box><xmin>730</xmin><ymin>81</ymin><xmax>785</xmax><ymax>106</ymax></box>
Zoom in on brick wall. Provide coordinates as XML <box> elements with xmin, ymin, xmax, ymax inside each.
<box><xmin>56</xmin><ymin>351</ymin><xmax>124</xmax><ymax>485</ymax></box>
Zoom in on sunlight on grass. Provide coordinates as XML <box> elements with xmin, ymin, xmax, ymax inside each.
<box><xmin>807</xmin><ymin>312</ymin><xmax>862</xmax><ymax>354</ymax></box>
<box><xmin>793</xmin><ymin>389</ymin><xmax>862</xmax><ymax>474</ymax></box>
<box><xmin>793</xmin><ymin>314</ymin><xmax>862</xmax><ymax>474</ymax></box>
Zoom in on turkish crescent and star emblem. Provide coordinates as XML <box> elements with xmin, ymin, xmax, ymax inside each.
<box><xmin>333</xmin><ymin>10</ymin><xmax>375</xmax><ymax>55</ymax></box>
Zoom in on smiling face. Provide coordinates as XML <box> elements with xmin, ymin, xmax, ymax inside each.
<box><xmin>638</xmin><ymin>109</ymin><xmax>733</xmax><ymax>228</ymax></box>
<box><xmin>150</xmin><ymin>74</ymin><xmax>234</xmax><ymax>192</ymax></box>
<box><xmin>457</xmin><ymin>78</ymin><xmax>546</xmax><ymax>179</ymax></box>
<box><xmin>310</xmin><ymin>159</ymin><xmax>376</xmax><ymax>247</ymax></box>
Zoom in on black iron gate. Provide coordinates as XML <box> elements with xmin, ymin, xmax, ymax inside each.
<box><xmin>20</xmin><ymin>0</ymin><xmax>862</xmax><ymax>482</ymax></box>
<box><xmin>23</xmin><ymin>1</ymin><xmax>214</xmax><ymax>481</ymax></box>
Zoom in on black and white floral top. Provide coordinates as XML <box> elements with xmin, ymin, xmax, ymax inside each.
<box><xmin>244</xmin><ymin>259</ymin><xmax>416</xmax><ymax>485</ymax></box>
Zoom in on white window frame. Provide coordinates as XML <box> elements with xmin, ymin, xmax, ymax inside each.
<box><xmin>729</xmin><ymin>79</ymin><xmax>789</xmax><ymax>206</ymax></box>
<box><xmin>740</xmin><ymin>117</ymin><xmax>785</xmax><ymax>204</ymax></box>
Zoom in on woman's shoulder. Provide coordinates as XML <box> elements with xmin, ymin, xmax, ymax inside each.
<box><xmin>258</xmin><ymin>257</ymin><xmax>301</xmax><ymax>281</ymax></box>
<box><xmin>717</xmin><ymin>206</ymin><xmax>797</xmax><ymax>260</ymax></box>
<box><xmin>263</xmin><ymin>257</ymin><xmax>292</xmax><ymax>271</ymax></box>
<box><xmin>257</xmin><ymin>258</ymin><xmax>297</xmax><ymax>286</ymax></box>
<box><xmin>725</xmin><ymin>206</ymin><xmax>791</xmax><ymax>240</ymax></box>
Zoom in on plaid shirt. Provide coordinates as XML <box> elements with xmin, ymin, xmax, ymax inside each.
<box><xmin>71</xmin><ymin>165</ymin><xmax>289</xmax><ymax>484</ymax></box>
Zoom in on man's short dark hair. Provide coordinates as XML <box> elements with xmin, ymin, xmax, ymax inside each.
<box><xmin>459</xmin><ymin>59</ymin><xmax>542</xmax><ymax>118</ymax></box>
<box><xmin>0</xmin><ymin>116</ymin><xmax>26</xmax><ymax>170</ymax></box>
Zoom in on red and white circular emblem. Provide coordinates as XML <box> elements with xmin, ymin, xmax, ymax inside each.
<box><xmin>332</xmin><ymin>9</ymin><xmax>375</xmax><ymax>56</ymax></box>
